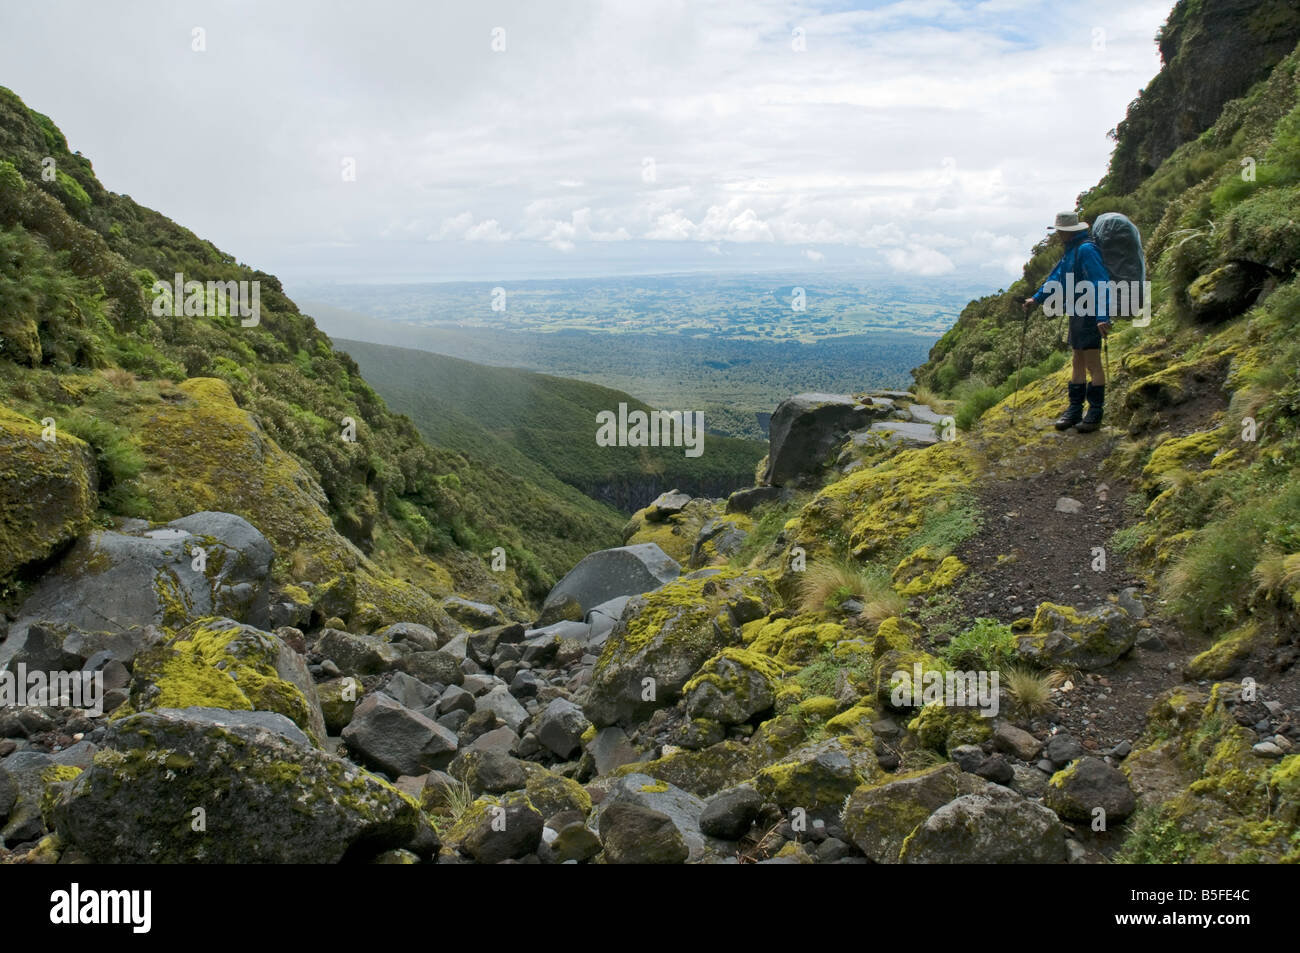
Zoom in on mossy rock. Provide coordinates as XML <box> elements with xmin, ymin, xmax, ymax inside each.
<box><xmin>683</xmin><ymin>646</ymin><xmax>791</xmax><ymax>725</ymax></box>
<box><xmin>907</xmin><ymin>701</ymin><xmax>993</xmax><ymax>754</ymax></box>
<box><xmin>841</xmin><ymin>762</ymin><xmax>976</xmax><ymax>863</ymax></box>
<box><xmin>744</xmin><ymin>616</ymin><xmax>847</xmax><ymax>666</ymax></box>
<box><xmin>0</xmin><ymin>405</ymin><xmax>98</xmax><ymax>580</ymax></box>
<box><xmin>126</xmin><ymin>617</ymin><xmax>325</xmax><ymax>744</ymax></box>
<box><xmin>585</xmin><ymin>569</ymin><xmax>775</xmax><ymax>727</ymax></box>
<box><xmin>628</xmin><ymin>740</ymin><xmax>756</xmax><ymax>798</ymax></box>
<box><xmin>52</xmin><ymin>708</ymin><xmax>432</xmax><ymax>863</ymax></box>
<box><xmin>753</xmin><ymin>735</ymin><xmax>881</xmax><ymax>815</ymax></box>
<box><xmin>1014</xmin><ymin>602</ymin><xmax>1136</xmax><ymax>670</ymax></box>
<box><xmin>1184</xmin><ymin>623</ymin><xmax>1261</xmax><ymax>680</ymax></box>
<box><xmin>317</xmin><ymin>677</ymin><xmax>364</xmax><ymax>734</ymax></box>
<box><xmin>523</xmin><ymin>770</ymin><xmax>592</xmax><ymax>819</ymax></box>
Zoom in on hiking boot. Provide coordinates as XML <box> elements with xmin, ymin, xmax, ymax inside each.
<box><xmin>1076</xmin><ymin>383</ymin><xmax>1105</xmax><ymax>433</ymax></box>
<box><xmin>1054</xmin><ymin>382</ymin><xmax>1086</xmax><ymax>431</ymax></box>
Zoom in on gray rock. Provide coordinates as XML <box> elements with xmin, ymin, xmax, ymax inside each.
<box><xmin>476</xmin><ymin>685</ymin><xmax>529</xmax><ymax>733</ymax></box>
<box><xmin>586</xmin><ymin>726</ymin><xmax>643</xmax><ymax>776</ymax></box>
<box><xmin>342</xmin><ymin>694</ymin><xmax>458</xmax><ymax>775</ymax></box>
<box><xmin>763</xmin><ymin>393</ymin><xmax>879</xmax><ymax>486</ymax></box>
<box><xmin>437</xmin><ymin>684</ymin><xmax>476</xmax><ymax>716</ymax></box>
<box><xmin>646</xmin><ymin>490</ymin><xmax>692</xmax><ymax>521</ymax></box>
<box><xmin>397</xmin><ymin>650</ymin><xmax>465</xmax><ymax>687</ymax></box>
<box><xmin>2</xmin><ymin>512</ymin><xmax>273</xmax><ymax>670</ymax></box>
<box><xmin>376</xmin><ymin>621</ymin><xmax>446</xmax><ymax>651</ymax></box>
<box><xmin>598</xmin><ymin>772</ymin><xmax>706</xmax><ymax>860</ymax></box>
<box><xmin>975</xmin><ymin>754</ymin><xmax>1015</xmax><ymax>785</ymax></box>
<box><xmin>1044</xmin><ymin>756</ymin><xmax>1137</xmax><ymax>821</ymax></box>
<box><xmin>950</xmin><ymin>744</ymin><xmax>986</xmax><ymax>773</ymax></box>
<box><xmin>1055</xmin><ymin>497</ymin><xmax>1084</xmax><ymax>514</ymax></box>
<box><xmin>448</xmin><ymin>749</ymin><xmax>529</xmax><ymax>795</ymax></box>
<box><xmin>53</xmin><ymin>708</ymin><xmax>433</xmax><ymax>862</ymax></box>
<box><xmin>725</xmin><ymin>485</ymin><xmax>786</xmax><ymax>514</ymax></box>
<box><xmin>466</xmin><ymin>725</ymin><xmax>520</xmax><ymax>755</ymax></box>
<box><xmin>841</xmin><ymin>763</ymin><xmax>975</xmax><ymax>863</ymax></box>
<box><xmin>314</xmin><ymin>629</ymin><xmax>405</xmax><ymax>676</ymax></box>
<box><xmin>699</xmin><ymin>785</ymin><xmax>763</xmax><ymax>840</ymax></box>
<box><xmin>683</xmin><ymin>650</ymin><xmax>778</xmax><ymax>725</ymax></box>
<box><xmin>1015</xmin><ymin>603</ymin><xmax>1137</xmax><ymax>670</ymax></box>
<box><xmin>901</xmin><ymin>786</ymin><xmax>1067</xmax><ymax>864</ymax></box>
<box><xmin>467</xmin><ymin>623</ymin><xmax>525</xmax><ymax>667</ymax></box>
<box><xmin>864</xmin><ymin>420</ymin><xmax>941</xmax><ymax>448</ymax></box>
<box><xmin>541</xmin><ymin>543</ymin><xmax>681</xmax><ymax>617</ymax></box>
<box><xmin>993</xmin><ymin>725</ymin><xmax>1043</xmax><ymax>761</ymax></box>
<box><xmin>1010</xmin><ymin>764</ymin><xmax>1050</xmax><ymax>798</ymax></box>
<box><xmin>689</xmin><ymin>518</ymin><xmax>749</xmax><ymax>567</ymax></box>
<box><xmin>599</xmin><ymin>803</ymin><xmax>689</xmax><ymax>864</ymax></box>
<box><xmin>583</xmin><ymin>572</ymin><xmax>775</xmax><ymax>726</ymax></box>
<box><xmin>381</xmin><ymin>671</ymin><xmax>439</xmax><ymax>710</ymax></box>
<box><xmin>441</xmin><ymin>596</ymin><xmax>505</xmax><ymax>629</ymax></box>
<box><xmin>508</xmin><ymin>668</ymin><xmax>545</xmax><ymax>698</ymax></box>
<box><xmin>534</xmin><ymin>698</ymin><xmax>591</xmax><ymax>759</ymax></box>
<box><xmin>1044</xmin><ymin>732</ymin><xmax>1086</xmax><ymax>768</ymax></box>
<box><xmin>456</xmin><ymin>793</ymin><xmax>543</xmax><ymax>863</ymax></box>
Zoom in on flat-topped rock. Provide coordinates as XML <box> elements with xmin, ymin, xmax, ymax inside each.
<box><xmin>541</xmin><ymin>543</ymin><xmax>680</xmax><ymax>615</ymax></box>
<box><xmin>763</xmin><ymin>393</ymin><xmax>882</xmax><ymax>486</ymax></box>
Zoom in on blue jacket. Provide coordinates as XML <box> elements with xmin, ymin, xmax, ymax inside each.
<box><xmin>1032</xmin><ymin>231</ymin><xmax>1110</xmax><ymax>322</ymax></box>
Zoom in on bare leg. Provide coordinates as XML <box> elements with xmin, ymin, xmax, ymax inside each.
<box><xmin>1082</xmin><ymin>349</ymin><xmax>1104</xmax><ymax>386</ymax></box>
<box><xmin>1072</xmin><ymin>349</ymin><xmax>1087</xmax><ymax>384</ymax></box>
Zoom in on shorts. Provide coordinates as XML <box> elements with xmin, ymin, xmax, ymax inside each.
<box><xmin>1069</xmin><ymin>312</ymin><xmax>1102</xmax><ymax>351</ymax></box>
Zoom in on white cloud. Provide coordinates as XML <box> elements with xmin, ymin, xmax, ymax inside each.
<box><xmin>802</xmin><ymin>249</ymin><xmax>824</xmax><ymax>262</ymax></box>
<box><xmin>885</xmin><ymin>244</ymin><xmax>956</xmax><ymax>276</ymax></box>
<box><xmin>0</xmin><ymin>0</ymin><xmax>1178</xmax><ymax>282</ymax></box>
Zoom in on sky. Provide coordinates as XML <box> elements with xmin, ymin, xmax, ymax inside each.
<box><xmin>0</xmin><ymin>0</ymin><xmax>1177</xmax><ymax>288</ymax></box>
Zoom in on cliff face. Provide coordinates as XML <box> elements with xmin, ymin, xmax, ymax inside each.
<box><xmin>1106</xmin><ymin>0</ymin><xmax>1300</xmax><ymax>192</ymax></box>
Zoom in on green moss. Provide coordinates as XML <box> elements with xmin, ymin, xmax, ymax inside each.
<box><xmin>908</xmin><ymin>701</ymin><xmax>993</xmax><ymax>754</ymax></box>
<box><xmin>1184</xmin><ymin>623</ymin><xmax>1260</xmax><ymax>679</ymax></box>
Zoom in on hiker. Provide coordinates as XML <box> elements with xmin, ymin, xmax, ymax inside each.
<box><xmin>1022</xmin><ymin>212</ymin><xmax>1111</xmax><ymax>433</ymax></box>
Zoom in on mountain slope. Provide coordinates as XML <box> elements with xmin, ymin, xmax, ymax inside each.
<box><xmin>0</xmin><ymin>86</ymin><xmax>622</xmax><ymax>611</ymax></box>
<box><xmin>337</xmin><ymin>338</ymin><xmax>767</xmax><ymax>512</ymax></box>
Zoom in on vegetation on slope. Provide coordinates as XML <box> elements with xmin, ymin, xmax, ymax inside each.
<box><xmin>0</xmin><ymin>85</ymin><xmax>622</xmax><ymax>610</ymax></box>
<box><xmin>337</xmin><ymin>338</ymin><xmax>767</xmax><ymax>512</ymax></box>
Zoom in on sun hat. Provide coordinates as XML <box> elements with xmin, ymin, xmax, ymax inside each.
<box><xmin>1048</xmin><ymin>211</ymin><xmax>1089</xmax><ymax>232</ymax></box>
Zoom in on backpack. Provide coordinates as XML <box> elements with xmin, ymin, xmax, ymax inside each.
<box><xmin>1090</xmin><ymin>212</ymin><xmax>1146</xmax><ymax>316</ymax></box>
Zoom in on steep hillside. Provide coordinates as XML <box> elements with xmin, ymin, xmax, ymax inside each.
<box><xmin>338</xmin><ymin>338</ymin><xmax>767</xmax><ymax>512</ymax></box>
<box><xmin>0</xmin><ymin>85</ymin><xmax>622</xmax><ymax>613</ymax></box>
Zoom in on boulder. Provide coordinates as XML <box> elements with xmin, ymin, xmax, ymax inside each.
<box><xmin>127</xmin><ymin>617</ymin><xmax>327</xmax><ymax>744</ymax></box>
<box><xmin>1015</xmin><ymin>602</ymin><xmax>1136</xmax><ymax>670</ymax></box>
<box><xmin>762</xmin><ymin>393</ymin><xmax>878</xmax><ymax>486</ymax></box>
<box><xmin>899</xmin><ymin>785</ymin><xmax>1068</xmax><ymax>864</ymax></box>
<box><xmin>0</xmin><ymin>406</ymin><xmax>97</xmax><ymax>580</ymax></box>
<box><xmin>342</xmin><ymin>694</ymin><xmax>458</xmax><ymax>775</ymax></box>
<box><xmin>441</xmin><ymin>596</ymin><xmax>505</xmax><ymax>629</ymax></box>
<box><xmin>645</xmin><ymin>490</ymin><xmax>692</xmax><ymax>521</ymax></box>
<box><xmin>599</xmin><ymin>803</ymin><xmax>689</xmax><ymax>864</ymax></box>
<box><xmin>725</xmin><ymin>485</ymin><xmax>786</xmax><ymax>514</ymax></box>
<box><xmin>841</xmin><ymin>763</ymin><xmax>975</xmax><ymax>864</ymax></box>
<box><xmin>313</xmin><ymin>628</ymin><xmax>405</xmax><ymax>676</ymax></box>
<box><xmin>452</xmin><ymin>794</ymin><xmax>544</xmax><ymax>863</ymax></box>
<box><xmin>541</xmin><ymin>543</ymin><xmax>681</xmax><ymax>617</ymax></box>
<box><xmin>533</xmin><ymin>698</ymin><xmax>591</xmax><ymax>759</ymax></box>
<box><xmin>756</xmin><ymin>736</ymin><xmax>881</xmax><ymax>816</ymax></box>
<box><xmin>683</xmin><ymin>648</ymin><xmax>784</xmax><ymax>725</ymax></box>
<box><xmin>52</xmin><ymin>708</ymin><xmax>433</xmax><ymax>862</ymax></box>
<box><xmin>381</xmin><ymin>671</ymin><xmax>439</xmax><ymax>710</ymax></box>
<box><xmin>1044</xmin><ymin>756</ymin><xmax>1137</xmax><ymax>822</ymax></box>
<box><xmin>1</xmin><ymin>512</ymin><xmax>273</xmax><ymax>670</ymax></box>
<box><xmin>699</xmin><ymin>785</ymin><xmax>763</xmax><ymax>840</ymax></box>
<box><xmin>993</xmin><ymin>724</ymin><xmax>1043</xmax><ymax>761</ymax></box>
<box><xmin>475</xmin><ymin>685</ymin><xmax>529</xmax><ymax>733</ymax></box>
<box><xmin>597</xmin><ymin>772</ymin><xmax>706</xmax><ymax>860</ymax></box>
<box><xmin>689</xmin><ymin>517</ymin><xmax>750</xmax><ymax>568</ymax></box>
<box><xmin>584</xmin><ymin>571</ymin><xmax>775</xmax><ymax>727</ymax></box>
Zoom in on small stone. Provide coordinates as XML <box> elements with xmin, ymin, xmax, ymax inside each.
<box><xmin>1055</xmin><ymin>497</ymin><xmax>1083</xmax><ymax>514</ymax></box>
<box><xmin>1252</xmin><ymin>742</ymin><xmax>1284</xmax><ymax>758</ymax></box>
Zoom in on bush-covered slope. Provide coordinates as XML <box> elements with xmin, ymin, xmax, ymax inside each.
<box><xmin>0</xmin><ymin>85</ymin><xmax>622</xmax><ymax>612</ymax></box>
<box><xmin>337</xmin><ymin>338</ymin><xmax>767</xmax><ymax>512</ymax></box>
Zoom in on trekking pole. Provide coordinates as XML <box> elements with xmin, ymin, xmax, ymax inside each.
<box><xmin>1010</xmin><ymin>308</ymin><xmax>1029</xmax><ymax>427</ymax></box>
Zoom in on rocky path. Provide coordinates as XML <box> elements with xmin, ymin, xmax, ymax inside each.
<box><xmin>944</xmin><ymin>435</ymin><xmax>1197</xmax><ymax>755</ymax></box>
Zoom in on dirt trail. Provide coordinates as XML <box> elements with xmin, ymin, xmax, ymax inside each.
<box><xmin>941</xmin><ymin>435</ymin><xmax>1196</xmax><ymax>753</ymax></box>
